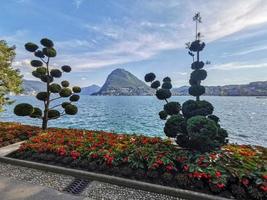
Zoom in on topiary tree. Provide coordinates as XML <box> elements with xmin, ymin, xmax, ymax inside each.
<box><xmin>14</xmin><ymin>38</ymin><xmax>81</xmax><ymax>130</ymax></box>
<box><xmin>144</xmin><ymin>13</ymin><xmax>228</xmax><ymax>152</ymax></box>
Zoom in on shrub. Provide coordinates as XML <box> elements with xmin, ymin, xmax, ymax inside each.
<box><xmin>14</xmin><ymin>38</ymin><xmax>80</xmax><ymax>129</ymax></box>
<box><xmin>144</xmin><ymin>13</ymin><xmax>228</xmax><ymax>152</ymax></box>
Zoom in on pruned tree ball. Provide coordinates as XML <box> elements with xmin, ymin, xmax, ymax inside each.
<box><xmin>151</xmin><ymin>80</ymin><xmax>160</xmax><ymax>89</ymax></box>
<box><xmin>191</xmin><ymin>61</ymin><xmax>204</xmax><ymax>70</ymax></box>
<box><xmin>182</xmin><ymin>100</ymin><xmax>214</xmax><ymax>118</ymax></box>
<box><xmin>41</xmin><ymin>75</ymin><xmax>53</xmax><ymax>83</ymax></box>
<box><xmin>50</xmin><ymin>69</ymin><xmax>62</xmax><ymax>78</ymax></box>
<box><xmin>189</xmin><ymin>78</ymin><xmax>198</xmax><ymax>86</ymax></box>
<box><xmin>48</xmin><ymin>109</ymin><xmax>60</xmax><ymax>119</ymax></box>
<box><xmin>25</xmin><ymin>42</ymin><xmax>38</xmax><ymax>52</ymax></box>
<box><xmin>159</xmin><ymin>110</ymin><xmax>168</xmax><ymax>120</ymax></box>
<box><xmin>59</xmin><ymin>88</ymin><xmax>72</xmax><ymax>97</ymax></box>
<box><xmin>61</xmin><ymin>102</ymin><xmax>71</xmax><ymax>109</ymax></box>
<box><xmin>34</xmin><ymin>50</ymin><xmax>45</xmax><ymax>58</ymax></box>
<box><xmin>162</xmin><ymin>82</ymin><xmax>172</xmax><ymax>89</ymax></box>
<box><xmin>61</xmin><ymin>65</ymin><xmax>71</xmax><ymax>73</ymax></box>
<box><xmin>69</xmin><ymin>94</ymin><xmax>80</xmax><ymax>102</ymax></box>
<box><xmin>189</xmin><ymin>40</ymin><xmax>205</xmax><ymax>52</ymax></box>
<box><xmin>164</xmin><ymin>115</ymin><xmax>185</xmax><ymax>138</ymax></box>
<box><xmin>163</xmin><ymin>77</ymin><xmax>171</xmax><ymax>82</ymax></box>
<box><xmin>72</xmin><ymin>86</ymin><xmax>81</xmax><ymax>93</ymax></box>
<box><xmin>36</xmin><ymin>67</ymin><xmax>47</xmax><ymax>75</ymax></box>
<box><xmin>14</xmin><ymin>103</ymin><xmax>33</xmax><ymax>116</ymax></box>
<box><xmin>36</xmin><ymin>92</ymin><xmax>48</xmax><ymax>101</ymax></box>
<box><xmin>144</xmin><ymin>73</ymin><xmax>156</xmax><ymax>82</ymax></box>
<box><xmin>30</xmin><ymin>60</ymin><xmax>43</xmax><ymax>67</ymax></box>
<box><xmin>156</xmin><ymin>89</ymin><xmax>171</xmax><ymax>100</ymax></box>
<box><xmin>190</xmin><ymin>69</ymin><xmax>207</xmax><ymax>81</ymax></box>
<box><xmin>164</xmin><ymin>102</ymin><xmax>181</xmax><ymax>115</ymax></box>
<box><xmin>43</xmin><ymin>47</ymin><xmax>57</xmax><ymax>57</ymax></box>
<box><xmin>32</xmin><ymin>70</ymin><xmax>42</xmax><ymax>78</ymax></box>
<box><xmin>188</xmin><ymin>85</ymin><xmax>205</xmax><ymax>97</ymax></box>
<box><xmin>49</xmin><ymin>83</ymin><xmax>61</xmax><ymax>93</ymax></box>
<box><xmin>30</xmin><ymin>107</ymin><xmax>42</xmax><ymax>118</ymax></box>
<box><xmin>61</xmin><ymin>80</ymin><xmax>69</xmax><ymax>87</ymax></box>
<box><xmin>40</xmin><ymin>38</ymin><xmax>54</xmax><ymax>48</ymax></box>
<box><xmin>65</xmin><ymin>104</ymin><xmax>78</xmax><ymax>115</ymax></box>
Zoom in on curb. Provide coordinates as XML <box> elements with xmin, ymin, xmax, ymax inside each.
<box><xmin>0</xmin><ymin>156</ymin><xmax>231</xmax><ymax>200</ymax></box>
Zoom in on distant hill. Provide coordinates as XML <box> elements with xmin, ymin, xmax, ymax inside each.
<box><xmin>172</xmin><ymin>81</ymin><xmax>267</xmax><ymax>96</ymax></box>
<box><xmin>81</xmin><ymin>84</ymin><xmax>100</xmax><ymax>95</ymax></box>
<box><xmin>22</xmin><ymin>79</ymin><xmax>45</xmax><ymax>95</ymax></box>
<box><xmin>93</xmin><ymin>68</ymin><xmax>154</xmax><ymax>96</ymax></box>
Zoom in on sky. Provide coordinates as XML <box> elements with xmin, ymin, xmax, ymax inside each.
<box><xmin>1</xmin><ymin>0</ymin><xmax>267</xmax><ymax>87</ymax></box>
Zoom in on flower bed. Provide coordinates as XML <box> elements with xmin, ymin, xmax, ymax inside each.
<box><xmin>7</xmin><ymin>126</ymin><xmax>266</xmax><ymax>200</ymax></box>
<box><xmin>0</xmin><ymin>122</ymin><xmax>41</xmax><ymax>147</ymax></box>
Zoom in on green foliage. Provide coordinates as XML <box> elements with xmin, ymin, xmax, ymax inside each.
<box><xmin>159</xmin><ymin>110</ymin><xmax>168</xmax><ymax>120</ymax></box>
<box><xmin>182</xmin><ymin>100</ymin><xmax>213</xmax><ymax>118</ymax></box>
<box><xmin>72</xmin><ymin>86</ymin><xmax>81</xmax><ymax>93</ymax></box>
<box><xmin>188</xmin><ymin>85</ymin><xmax>205</xmax><ymax>97</ymax></box>
<box><xmin>14</xmin><ymin>103</ymin><xmax>33</xmax><ymax>116</ymax></box>
<box><xmin>156</xmin><ymin>89</ymin><xmax>171</xmax><ymax>100</ymax></box>
<box><xmin>50</xmin><ymin>69</ymin><xmax>62</xmax><ymax>78</ymax></box>
<box><xmin>42</xmin><ymin>47</ymin><xmax>57</xmax><ymax>57</ymax></box>
<box><xmin>36</xmin><ymin>92</ymin><xmax>48</xmax><ymax>101</ymax></box>
<box><xmin>164</xmin><ymin>115</ymin><xmax>185</xmax><ymax>138</ymax></box>
<box><xmin>13</xmin><ymin>38</ymin><xmax>80</xmax><ymax>129</ymax></box>
<box><xmin>164</xmin><ymin>102</ymin><xmax>181</xmax><ymax>115</ymax></box>
<box><xmin>48</xmin><ymin>110</ymin><xmax>60</xmax><ymax>119</ymax></box>
<box><xmin>49</xmin><ymin>83</ymin><xmax>61</xmax><ymax>93</ymax></box>
<box><xmin>61</xmin><ymin>65</ymin><xmax>71</xmax><ymax>73</ymax></box>
<box><xmin>186</xmin><ymin>116</ymin><xmax>219</xmax><ymax>152</ymax></box>
<box><xmin>151</xmin><ymin>80</ymin><xmax>160</xmax><ymax>89</ymax></box>
<box><xmin>30</xmin><ymin>107</ymin><xmax>42</xmax><ymax>118</ymax></box>
<box><xmin>61</xmin><ymin>80</ymin><xmax>69</xmax><ymax>87</ymax></box>
<box><xmin>144</xmin><ymin>13</ymin><xmax>228</xmax><ymax>152</ymax></box>
<box><xmin>69</xmin><ymin>94</ymin><xmax>80</xmax><ymax>102</ymax></box>
<box><xmin>144</xmin><ymin>73</ymin><xmax>156</xmax><ymax>82</ymax></box>
<box><xmin>40</xmin><ymin>75</ymin><xmax>53</xmax><ymax>83</ymax></box>
<box><xmin>0</xmin><ymin>40</ymin><xmax>23</xmax><ymax>111</ymax></box>
<box><xmin>25</xmin><ymin>42</ymin><xmax>38</xmax><ymax>52</ymax></box>
<box><xmin>65</xmin><ymin>104</ymin><xmax>78</xmax><ymax>115</ymax></box>
<box><xmin>61</xmin><ymin>102</ymin><xmax>71</xmax><ymax>109</ymax></box>
<box><xmin>191</xmin><ymin>61</ymin><xmax>204</xmax><ymax>70</ymax></box>
<box><xmin>40</xmin><ymin>38</ymin><xmax>54</xmax><ymax>48</ymax></box>
<box><xmin>59</xmin><ymin>88</ymin><xmax>72</xmax><ymax>97</ymax></box>
<box><xmin>162</xmin><ymin>82</ymin><xmax>172</xmax><ymax>89</ymax></box>
<box><xmin>30</xmin><ymin>60</ymin><xmax>43</xmax><ymax>67</ymax></box>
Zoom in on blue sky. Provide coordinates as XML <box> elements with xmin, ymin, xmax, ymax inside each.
<box><xmin>1</xmin><ymin>0</ymin><xmax>267</xmax><ymax>87</ymax></box>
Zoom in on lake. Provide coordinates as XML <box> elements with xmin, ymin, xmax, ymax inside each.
<box><xmin>0</xmin><ymin>96</ymin><xmax>266</xmax><ymax>147</ymax></box>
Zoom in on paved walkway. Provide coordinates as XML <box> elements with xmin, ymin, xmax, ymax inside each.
<box><xmin>0</xmin><ymin>175</ymin><xmax>91</xmax><ymax>200</ymax></box>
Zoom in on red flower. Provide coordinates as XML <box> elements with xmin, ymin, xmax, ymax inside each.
<box><xmin>263</xmin><ymin>175</ymin><xmax>267</xmax><ymax>180</ymax></box>
<box><xmin>166</xmin><ymin>165</ymin><xmax>174</xmax><ymax>171</ymax></box>
<box><xmin>242</xmin><ymin>178</ymin><xmax>249</xmax><ymax>186</ymax></box>
<box><xmin>183</xmin><ymin>165</ymin><xmax>189</xmax><ymax>171</ymax></box>
<box><xmin>260</xmin><ymin>185</ymin><xmax>267</xmax><ymax>192</ymax></box>
<box><xmin>216</xmin><ymin>183</ymin><xmax>225</xmax><ymax>189</ymax></box>
<box><xmin>156</xmin><ymin>159</ymin><xmax>163</xmax><ymax>165</ymax></box>
<box><xmin>70</xmin><ymin>150</ymin><xmax>80</xmax><ymax>160</ymax></box>
<box><xmin>57</xmin><ymin>146</ymin><xmax>66</xmax><ymax>156</ymax></box>
<box><xmin>90</xmin><ymin>153</ymin><xmax>98</xmax><ymax>159</ymax></box>
<box><xmin>215</xmin><ymin>171</ymin><xmax>221</xmax><ymax>178</ymax></box>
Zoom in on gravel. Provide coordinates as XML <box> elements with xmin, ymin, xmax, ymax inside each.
<box><xmin>0</xmin><ymin>162</ymin><xmax>183</xmax><ymax>200</ymax></box>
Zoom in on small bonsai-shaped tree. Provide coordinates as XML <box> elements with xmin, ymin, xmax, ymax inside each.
<box><xmin>14</xmin><ymin>38</ymin><xmax>81</xmax><ymax>130</ymax></box>
<box><xmin>145</xmin><ymin>13</ymin><xmax>228</xmax><ymax>152</ymax></box>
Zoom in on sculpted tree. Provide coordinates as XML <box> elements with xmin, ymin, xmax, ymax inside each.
<box><xmin>0</xmin><ymin>40</ymin><xmax>23</xmax><ymax>112</ymax></box>
<box><xmin>14</xmin><ymin>38</ymin><xmax>81</xmax><ymax>130</ymax></box>
<box><xmin>145</xmin><ymin>13</ymin><xmax>228</xmax><ymax>152</ymax></box>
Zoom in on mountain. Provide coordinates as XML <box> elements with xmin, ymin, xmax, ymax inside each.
<box><xmin>93</xmin><ymin>68</ymin><xmax>154</xmax><ymax>96</ymax></box>
<box><xmin>81</xmin><ymin>85</ymin><xmax>100</xmax><ymax>95</ymax></box>
<box><xmin>22</xmin><ymin>79</ymin><xmax>45</xmax><ymax>95</ymax></box>
<box><xmin>172</xmin><ymin>81</ymin><xmax>267</xmax><ymax>96</ymax></box>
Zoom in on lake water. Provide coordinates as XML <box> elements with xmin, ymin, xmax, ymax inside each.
<box><xmin>0</xmin><ymin>96</ymin><xmax>266</xmax><ymax>147</ymax></box>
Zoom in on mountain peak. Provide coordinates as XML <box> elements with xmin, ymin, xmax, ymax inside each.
<box><xmin>93</xmin><ymin>68</ymin><xmax>153</xmax><ymax>96</ymax></box>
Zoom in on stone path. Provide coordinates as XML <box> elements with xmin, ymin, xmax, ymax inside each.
<box><xmin>0</xmin><ymin>162</ymin><xmax>181</xmax><ymax>200</ymax></box>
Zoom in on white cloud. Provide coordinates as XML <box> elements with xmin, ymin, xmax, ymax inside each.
<box><xmin>209</xmin><ymin>61</ymin><xmax>267</xmax><ymax>71</ymax></box>
<box><xmin>73</xmin><ymin>0</ymin><xmax>84</xmax><ymax>9</ymax></box>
